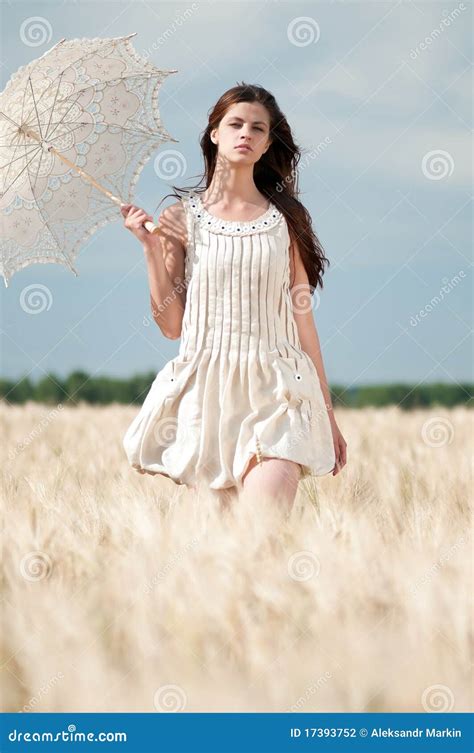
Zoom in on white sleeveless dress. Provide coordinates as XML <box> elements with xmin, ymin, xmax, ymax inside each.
<box><xmin>123</xmin><ymin>191</ymin><xmax>336</xmax><ymax>491</ymax></box>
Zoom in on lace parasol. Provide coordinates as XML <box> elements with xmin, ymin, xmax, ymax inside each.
<box><xmin>0</xmin><ymin>33</ymin><xmax>178</xmax><ymax>287</ymax></box>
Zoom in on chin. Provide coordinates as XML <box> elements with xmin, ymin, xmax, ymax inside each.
<box><xmin>230</xmin><ymin>150</ymin><xmax>254</xmax><ymax>161</ymax></box>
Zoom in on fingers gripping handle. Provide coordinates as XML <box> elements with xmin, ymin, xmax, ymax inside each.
<box><xmin>120</xmin><ymin>203</ymin><xmax>160</xmax><ymax>235</ymax></box>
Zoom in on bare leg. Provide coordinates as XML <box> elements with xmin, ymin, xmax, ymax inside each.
<box><xmin>186</xmin><ymin>459</ymin><xmax>301</xmax><ymax>516</ymax></box>
<box><xmin>239</xmin><ymin>454</ymin><xmax>302</xmax><ymax>515</ymax></box>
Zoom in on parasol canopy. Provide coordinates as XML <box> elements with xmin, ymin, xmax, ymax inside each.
<box><xmin>0</xmin><ymin>33</ymin><xmax>178</xmax><ymax>287</ymax></box>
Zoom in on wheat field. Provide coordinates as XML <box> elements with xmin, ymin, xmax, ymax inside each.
<box><xmin>1</xmin><ymin>402</ymin><xmax>472</xmax><ymax>713</ymax></box>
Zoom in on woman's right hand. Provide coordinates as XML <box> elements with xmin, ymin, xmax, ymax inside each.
<box><xmin>120</xmin><ymin>204</ymin><xmax>156</xmax><ymax>245</ymax></box>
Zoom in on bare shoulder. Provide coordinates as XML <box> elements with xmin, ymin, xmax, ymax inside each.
<box><xmin>157</xmin><ymin>199</ymin><xmax>187</xmax><ymax>249</ymax></box>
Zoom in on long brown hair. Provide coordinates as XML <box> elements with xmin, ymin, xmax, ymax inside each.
<box><xmin>161</xmin><ymin>82</ymin><xmax>330</xmax><ymax>292</ymax></box>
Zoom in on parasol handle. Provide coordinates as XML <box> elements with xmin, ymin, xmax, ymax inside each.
<box><xmin>22</xmin><ymin>128</ymin><xmax>161</xmax><ymax>234</ymax></box>
<box><xmin>118</xmin><ymin>204</ymin><xmax>159</xmax><ymax>235</ymax></box>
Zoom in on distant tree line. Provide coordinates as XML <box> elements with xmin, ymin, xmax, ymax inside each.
<box><xmin>0</xmin><ymin>372</ymin><xmax>471</xmax><ymax>409</ymax></box>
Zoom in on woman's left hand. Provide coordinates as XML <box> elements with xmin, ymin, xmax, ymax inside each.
<box><xmin>330</xmin><ymin>420</ymin><xmax>347</xmax><ymax>476</ymax></box>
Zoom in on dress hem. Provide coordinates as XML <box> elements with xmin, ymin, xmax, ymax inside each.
<box><xmin>128</xmin><ymin>454</ymin><xmax>335</xmax><ymax>492</ymax></box>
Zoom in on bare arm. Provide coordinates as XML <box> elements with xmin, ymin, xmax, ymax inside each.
<box><xmin>122</xmin><ymin>201</ymin><xmax>188</xmax><ymax>339</ymax></box>
<box><xmin>289</xmin><ymin>239</ymin><xmax>347</xmax><ymax>475</ymax></box>
<box><xmin>289</xmin><ymin>240</ymin><xmax>334</xmax><ymax>419</ymax></box>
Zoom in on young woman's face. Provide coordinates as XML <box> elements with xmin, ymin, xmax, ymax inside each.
<box><xmin>211</xmin><ymin>102</ymin><xmax>272</xmax><ymax>164</ymax></box>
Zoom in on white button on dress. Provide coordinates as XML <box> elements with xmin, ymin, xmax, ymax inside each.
<box><xmin>123</xmin><ymin>191</ymin><xmax>336</xmax><ymax>490</ymax></box>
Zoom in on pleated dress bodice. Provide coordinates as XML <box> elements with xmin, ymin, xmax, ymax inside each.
<box><xmin>179</xmin><ymin>191</ymin><xmax>304</xmax><ymax>361</ymax></box>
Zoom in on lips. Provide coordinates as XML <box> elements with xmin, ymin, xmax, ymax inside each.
<box><xmin>235</xmin><ymin>145</ymin><xmax>251</xmax><ymax>151</ymax></box>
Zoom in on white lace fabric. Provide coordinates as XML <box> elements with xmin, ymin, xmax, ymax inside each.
<box><xmin>0</xmin><ymin>34</ymin><xmax>177</xmax><ymax>286</ymax></box>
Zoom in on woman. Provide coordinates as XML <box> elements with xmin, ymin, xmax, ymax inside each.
<box><xmin>121</xmin><ymin>82</ymin><xmax>347</xmax><ymax>510</ymax></box>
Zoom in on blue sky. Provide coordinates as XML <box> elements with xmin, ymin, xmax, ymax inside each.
<box><xmin>1</xmin><ymin>0</ymin><xmax>472</xmax><ymax>388</ymax></box>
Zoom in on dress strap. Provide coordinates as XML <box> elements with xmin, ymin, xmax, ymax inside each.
<box><xmin>180</xmin><ymin>192</ymin><xmax>194</xmax><ymax>239</ymax></box>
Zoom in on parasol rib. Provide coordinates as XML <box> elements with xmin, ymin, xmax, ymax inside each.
<box><xmin>43</xmin><ymin>72</ymin><xmax>65</xmax><ymax>140</ymax></box>
<box><xmin>22</xmin><ymin>126</ymin><xmax>160</xmax><ymax>234</ymax></box>
<box><xmin>45</xmin><ymin>90</ymin><xmax>91</xmax><ymax>143</ymax></box>
<box><xmin>19</xmin><ymin>35</ymin><xmax>147</xmax><ymax>130</ymax></box>
<box><xmin>23</xmin><ymin>141</ymin><xmax>79</xmax><ymax>277</ymax></box>
<box><xmin>20</xmin><ymin>36</ymin><xmax>121</xmax><ymax>128</ymax></box>
<box><xmin>0</xmin><ymin>32</ymin><xmax>177</xmax><ymax>285</ymax></box>
<box><xmin>28</xmin><ymin>77</ymin><xmax>43</xmax><ymax>140</ymax></box>
<box><xmin>1</xmin><ymin>142</ymin><xmax>42</xmax><ymax>197</ymax></box>
<box><xmin>32</xmin><ymin>73</ymin><xmax>175</xmax><ymax>142</ymax></box>
<box><xmin>0</xmin><ymin>147</ymin><xmax>40</xmax><ymax>171</ymax></box>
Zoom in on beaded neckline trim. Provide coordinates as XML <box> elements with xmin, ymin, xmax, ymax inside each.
<box><xmin>186</xmin><ymin>192</ymin><xmax>283</xmax><ymax>236</ymax></box>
